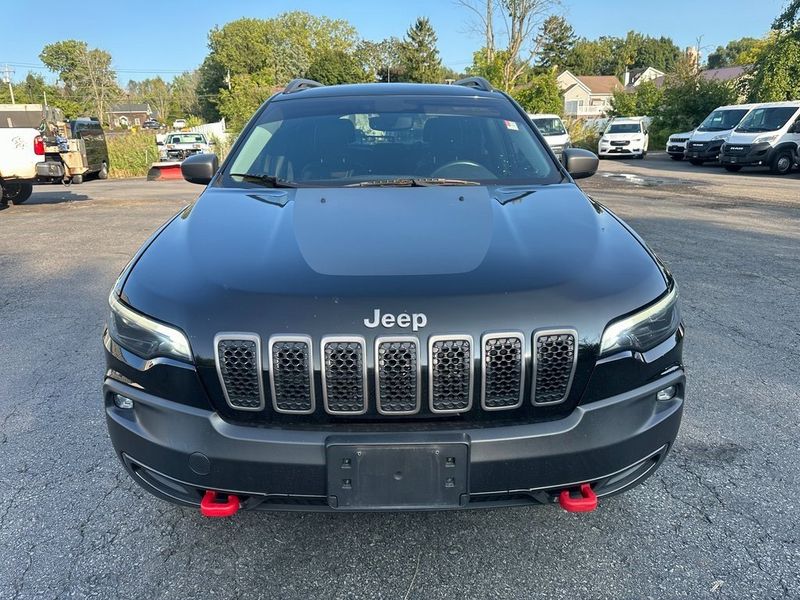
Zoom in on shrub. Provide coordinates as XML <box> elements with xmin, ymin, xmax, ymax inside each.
<box><xmin>106</xmin><ymin>132</ymin><xmax>159</xmax><ymax>178</ymax></box>
<box><xmin>566</xmin><ymin>118</ymin><xmax>601</xmax><ymax>151</ymax></box>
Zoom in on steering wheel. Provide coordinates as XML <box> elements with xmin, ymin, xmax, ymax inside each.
<box><xmin>430</xmin><ymin>160</ymin><xmax>496</xmax><ymax>180</ymax></box>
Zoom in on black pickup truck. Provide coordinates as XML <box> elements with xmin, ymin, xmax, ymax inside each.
<box><xmin>103</xmin><ymin>78</ymin><xmax>684</xmax><ymax>515</ymax></box>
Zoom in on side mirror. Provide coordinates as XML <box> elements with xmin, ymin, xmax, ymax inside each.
<box><xmin>181</xmin><ymin>153</ymin><xmax>218</xmax><ymax>185</ymax></box>
<box><xmin>563</xmin><ymin>147</ymin><xmax>599</xmax><ymax>180</ymax></box>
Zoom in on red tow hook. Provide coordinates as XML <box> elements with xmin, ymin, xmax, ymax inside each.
<box><xmin>200</xmin><ymin>490</ymin><xmax>240</xmax><ymax>517</ymax></box>
<box><xmin>558</xmin><ymin>483</ymin><xmax>598</xmax><ymax>513</ymax></box>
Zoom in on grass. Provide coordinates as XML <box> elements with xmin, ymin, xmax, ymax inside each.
<box><xmin>106</xmin><ymin>132</ymin><xmax>159</xmax><ymax>178</ymax></box>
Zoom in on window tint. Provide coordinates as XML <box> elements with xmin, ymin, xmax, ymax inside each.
<box><xmin>225</xmin><ymin>95</ymin><xmax>560</xmax><ymax>187</ymax></box>
<box><xmin>697</xmin><ymin>109</ymin><xmax>748</xmax><ymax>131</ymax></box>
<box><xmin>736</xmin><ymin>107</ymin><xmax>799</xmax><ymax>132</ymax></box>
<box><xmin>532</xmin><ymin>117</ymin><xmax>566</xmax><ymax>136</ymax></box>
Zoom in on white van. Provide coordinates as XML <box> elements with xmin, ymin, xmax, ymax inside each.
<box><xmin>597</xmin><ymin>117</ymin><xmax>649</xmax><ymax>159</ymax></box>
<box><xmin>528</xmin><ymin>113</ymin><xmax>571</xmax><ymax>160</ymax></box>
<box><xmin>720</xmin><ymin>101</ymin><xmax>800</xmax><ymax>174</ymax></box>
<box><xmin>685</xmin><ymin>104</ymin><xmax>756</xmax><ymax>165</ymax></box>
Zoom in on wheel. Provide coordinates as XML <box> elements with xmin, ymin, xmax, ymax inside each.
<box><xmin>770</xmin><ymin>150</ymin><xmax>793</xmax><ymax>175</ymax></box>
<box><xmin>670</xmin><ymin>154</ymin><xmax>683</xmax><ymax>161</ymax></box>
<box><xmin>689</xmin><ymin>159</ymin><xmax>704</xmax><ymax>166</ymax></box>
<box><xmin>636</xmin><ymin>152</ymin><xmax>646</xmax><ymax>160</ymax></box>
<box><xmin>98</xmin><ymin>162</ymin><xmax>109</xmax><ymax>180</ymax></box>
<box><xmin>71</xmin><ymin>174</ymin><xmax>84</xmax><ymax>185</ymax></box>
<box><xmin>1</xmin><ymin>182</ymin><xmax>33</xmax><ymax>204</ymax></box>
<box><xmin>724</xmin><ymin>165</ymin><xmax>742</xmax><ymax>172</ymax></box>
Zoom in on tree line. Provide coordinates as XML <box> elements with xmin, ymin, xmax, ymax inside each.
<box><xmin>1</xmin><ymin>0</ymin><xmax>798</xmax><ymax>134</ymax></box>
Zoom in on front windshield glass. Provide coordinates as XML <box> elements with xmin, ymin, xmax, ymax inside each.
<box><xmin>532</xmin><ymin>117</ymin><xmax>566</xmax><ymax>136</ymax></box>
<box><xmin>224</xmin><ymin>94</ymin><xmax>559</xmax><ymax>187</ymax></box>
<box><xmin>735</xmin><ymin>107</ymin><xmax>798</xmax><ymax>133</ymax></box>
<box><xmin>606</xmin><ymin>123</ymin><xmax>641</xmax><ymax>134</ymax></box>
<box><xmin>169</xmin><ymin>134</ymin><xmax>206</xmax><ymax>144</ymax></box>
<box><xmin>697</xmin><ymin>109</ymin><xmax>749</xmax><ymax>132</ymax></box>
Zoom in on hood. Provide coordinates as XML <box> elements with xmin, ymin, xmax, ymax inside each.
<box><xmin>690</xmin><ymin>129</ymin><xmax>733</xmax><ymax>142</ymax></box>
<box><xmin>601</xmin><ymin>132</ymin><xmax>644</xmax><ymax>141</ymax></box>
<box><xmin>121</xmin><ymin>183</ymin><xmax>667</xmax><ymax>358</ymax></box>
<box><xmin>726</xmin><ymin>131</ymin><xmax>774</xmax><ymax>144</ymax></box>
<box><xmin>543</xmin><ymin>133</ymin><xmax>571</xmax><ymax>146</ymax></box>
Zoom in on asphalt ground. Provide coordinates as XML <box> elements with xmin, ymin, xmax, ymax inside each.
<box><xmin>1</xmin><ymin>154</ymin><xmax>798</xmax><ymax>599</ymax></box>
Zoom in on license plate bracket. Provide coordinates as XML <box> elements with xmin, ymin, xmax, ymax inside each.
<box><xmin>326</xmin><ymin>442</ymin><xmax>469</xmax><ymax>510</ymax></box>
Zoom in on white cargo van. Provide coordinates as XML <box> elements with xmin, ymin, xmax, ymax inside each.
<box><xmin>720</xmin><ymin>101</ymin><xmax>800</xmax><ymax>174</ymax></box>
<box><xmin>685</xmin><ymin>104</ymin><xmax>755</xmax><ymax>165</ymax></box>
<box><xmin>528</xmin><ymin>114</ymin><xmax>571</xmax><ymax>160</ymax></box>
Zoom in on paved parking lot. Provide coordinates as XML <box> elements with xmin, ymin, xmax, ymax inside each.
<box><xmin>1</xmin><ymin>154</ymin><xmax>798</xmax><ymax>599</ymax></box>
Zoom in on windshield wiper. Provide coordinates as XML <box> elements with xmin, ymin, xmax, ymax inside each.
<box><xmin>230</xmin><ymin>173</ymin><xmax>298</xmax><ymax>188</ymax></box>
<box><xmin>346</xmin><ymin>177</ymin><xmax>480</xmax><ymax>188</ymax></box>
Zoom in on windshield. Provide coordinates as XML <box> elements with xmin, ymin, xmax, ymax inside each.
<box><xmin>697</xmin><ymin>109</ymin><xmax>749</xmax><ymax>132</ymax></box>
<box><xmin>224</xmin><ymin>95</ymin><xmax>559</xmax><ymax>187</ymax></box>
<box><xmin>606</xmin><ymin>123</ymin><xmax>641</xmax><ymax>134</ymax></box>
<box><xmin>735</xmin><ymin>107</ymin><xmax>798</xmax><ymax>133</ymax></box>
<box><xmin>169</xmin><ymin>134</ymin><xmax>206</xmax><ymax>144</ymax></box>
<box><xmin>532</xmin><ymin>117</ymin><xmax>566</xmax><ymax>136</ymax></box>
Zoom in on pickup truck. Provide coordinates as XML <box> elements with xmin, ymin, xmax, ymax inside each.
<box><xmin>0</xmin><ymin>127</ymin><xmax>41</xmax><ymax>205</ymax></box>
<box><xmin>158</xmin><ymin>132</ymin><xmax>212</xmax><ymax>162</ymax></box>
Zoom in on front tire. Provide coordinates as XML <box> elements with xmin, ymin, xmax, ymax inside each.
<box><xmin>724</xmin><ymin>165</ymin><xmax>742</xmax><ymax>172</ymax></box>
<box><xmin>71</xmin><ymin>174</ymin><xmax>84</xmax><ymax>185</ymax></box>
<box><xmin>1</xmin><ymin>182</ymin><xmax>33</xmax><ymax>204</ymax></box>
<box><xmin>98</xmin><ymin>162</ymin><xmax>109</xmax><ymax>180</ymax></box>
<box><xmin>770</xmin><ymin>150</ymin><xmax>793</xmax><ymax>175</ymax></box>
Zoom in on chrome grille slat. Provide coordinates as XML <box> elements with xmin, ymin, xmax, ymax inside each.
<box><xmin>269</xmin><ymin>336</ymin><xmax>315</xmax><ymax>414</ymax></box>
<box><xmin>321</xmin><ymin>336</ymin><xmax>367</xmax><ymax>415</ymax></box>
<box><xmin>375</xmin><ymin>337</ymin><xmax>420</xmax><ymax>415</ymax></box>
<box><xmin>533</xmin><ymin>329</ymin><xmax>578</xmax><ymax>405</ymax></box>
<box><xmin>481</xmin><ymin>333</ymin><xmax>524</xmax><ymax>411</ymax></box>
<box><xmin>214</xmin><ymin>333</ymin><xmax>265</xmax><ymax>411</ymax></box>
<box><xmin>429</xmin><ymin>335</ymin><xmax>473</xmax><ymax>414</ymax></box>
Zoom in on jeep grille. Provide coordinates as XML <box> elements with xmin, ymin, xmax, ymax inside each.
<box><xmin>533</xmin><ymin>330</ymin><xmax>577</xmax><ymax>405</ymax></box>
<box><xmin>375</xmin><ymin>338</ymin><xmax>420</xmax><ymax>415</ymax></box>
<box><xmin>269</xmin><ymin>337</ymin><xmax>314</xmax><ymax>414</ymax></box>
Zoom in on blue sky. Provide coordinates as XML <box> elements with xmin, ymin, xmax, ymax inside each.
<box><xmin>0</xmin><ymin>0</ymin><xmax>787</xmax><ymax>82</ymax></box>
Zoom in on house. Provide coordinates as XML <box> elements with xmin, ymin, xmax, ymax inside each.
<box><xmin>700</xmin><ymin>65</ymin><xmax>751</xmax><ymax>83</ymax></box>
<box><xmin>624</xmin><ymin>66</ymin><xmax>666</xmax><ymax>89</ymax></box>
<box><xmin>107</xmin><ymin>103</ymin><xmax>154</xmax><ymax>128</ymax></box>
<box><xmin>557</xmin><ymin>71</ymin><xmax>624</xmax><ymax>117</ymax></box>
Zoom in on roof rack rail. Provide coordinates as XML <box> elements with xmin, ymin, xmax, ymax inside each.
<box><xmin>453</xmin><ymin>77</ymin><xmax>494</xmax><ymax>92</ymax></box>
<box><xmin>284</xmin><ymin>79</ymin><xmax>325</xmax><ymax>94</ymax></box>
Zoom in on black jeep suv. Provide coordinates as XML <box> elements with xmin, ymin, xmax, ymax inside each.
<box><xmin>103</xmin><ymin>78</ymin><xmax>684</xmax><ymax>514</ymax></box>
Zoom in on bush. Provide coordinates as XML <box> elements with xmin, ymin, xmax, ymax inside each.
<box><xmin>106</xmin><ymin>132</ymin><xmax>159</xmax><ymax>178</ymax></box>
<box><xmin>566</xmin><ymin>118</ymin><xmax>601</xmax><ymax>151</ymax></box>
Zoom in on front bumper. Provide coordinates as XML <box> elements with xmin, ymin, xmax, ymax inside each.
<box><xmin>666</xmin><ymin>144</ymin><xmax>686</xmax><ymax>156</ymax></box>
<box><xmin>720</xmin><ymin>142</ymin><xmax>775</xmax><ymax>166</ymax></box>
<box><xmin>105</xmin><ymin>369</ymin><xmax>684</xmax><ymax>511</ymax></box>
<box><xmin>598</xmin><ymin>145</ymin><xmax>645</xmax><ymax>157</ymax></box>
<box><xmin>685</xmin><ymin>141</ymin><xmax>725</xmax><ymax>161</ymax></box>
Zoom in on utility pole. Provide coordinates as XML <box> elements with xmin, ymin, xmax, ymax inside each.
<box><xmin>2</xmin><ymin>64</ymin><xmax>15</xmax><ymax>104</ymax></box>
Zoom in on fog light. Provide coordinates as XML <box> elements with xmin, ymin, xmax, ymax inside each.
<box><xmin>114</xmin><ymin>394</ymin><xmax>134</xmax><ymax>409</ymax></box>
<box><xmin>656</xmin><ymin>386</ymin><xmax>676</xmax><ymax>401</ymax></box>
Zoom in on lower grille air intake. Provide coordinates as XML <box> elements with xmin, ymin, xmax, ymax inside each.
<box><xmin>321</xmin><ymin>337</ymin><xmax>367</xmax><ymax>415</ymax></box>
<box><xmin>533</xmin><ymin>330</ymin><xmax>577</xmax><ymax>405</ymax></box>
<box><xmin>375</xmin><ymin>337</ymin><xmax>420</xmax><ymax>415</ymax></box>
<box><xmin>481</xmin><ymin>333</ymin><xmax>524</xmax><ymax>410</ymax></box>
<box><xmin>269</xmin><ymin>336</ymin><xmax>315</xmax><ymax>414</ymax></box>
<box><xmin>429</xmin><ymin>336</ymin><xmax>473</xmax><ymax>413</ymax></box>
<box><xmin>214</xmin><ymin>334</ymin><xmax>264</xmax><ymax>411</ymax></box>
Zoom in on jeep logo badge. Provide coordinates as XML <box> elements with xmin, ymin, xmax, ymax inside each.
<box><xmin>364</xmin><ymin>309</ymin><xmax>427</xmax><ymax>331</ymax></box>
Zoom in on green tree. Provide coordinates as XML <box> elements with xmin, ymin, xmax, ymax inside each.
<box><xmin>512</xmin><ymin>70</ymin><xmax>562</xmax><ymax>113</ymax></box>
<box><xmin>39</xmin><ymin>40</ymin><xmax>121</xmax><ymax>122</ymax></box>
<box><xmin>170</xmin><ymin>70</ymin><xmax>202</xmax><ymax>120</ymax></box>
<box><xmin>773</xmin><ymin>0</ymin><xmax>800</xmax><ymax>34</ymax></box>
<box><xmin>610</xmin><ymin>80</ymin><xmax>663</xmax><ymax>117</ymax></box>
<box><xmin>707</xmin><ymin>37</ymin><xmax>760</xmax><ymax>68</ymax></box>
<box><xmin>748</xmin><ymin>34</ymin><xmax>800</xmax><ymax>101</ymax></box>
<box><xmin>650</xmin><ymin>62</ymin><xmax>737</xmax><ymax>140</ymax></box>
<box><xmin>564</xmin><ymin>32</ymin><xmax>681</xmax><ymax>78</ymax></box>
<box><xmin>535</xmin><ymin>15</ymin><xmax>576</xmax><ymax>71</ymax></box>
<box><xmin>307</xmin><ymin>49</ymin><xmax>369</xmax><ymax>85</ymax></box>
<box><xmin>216</xmin><ymin>73</ymin><xmax>276</xmax><ymax>132</ymax></box>
<box><xmin>399</xmin><ymin>17</ymin><xmax>443</xmax><ymax>83</ymax></box>
<box><xmin>134</xmin><ymin>77</ymin><xmax>172</xmax><ymax>122</ymax></box>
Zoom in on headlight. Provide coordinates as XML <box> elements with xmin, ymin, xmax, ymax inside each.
<box><xmin>107</xmin><ymin>292</ymin><xmax>192</xmax><ymax>362</ymax></box>
<box><xmin>711</xmin><ymin>134</ymin><xmax>729</xmax><ymax>142</ymax></box>
<box><xmin>753</xmin><ymin>134</ymin><xmax>777</xmax><ymax>144</ymax></box>
<box><xmin>600</xmin><ymin>287</ymin><xmax>681</xmax><ymax>355</ymax></box>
